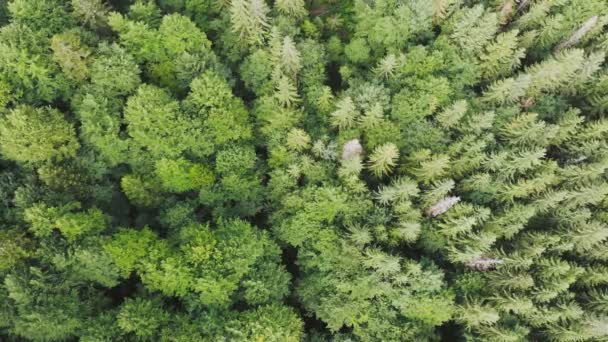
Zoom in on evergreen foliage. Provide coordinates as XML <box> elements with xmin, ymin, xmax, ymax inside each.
<box><xmin>1</xmin><ymin>1</ymin><xmax>608</xmax><ymax>341</ymax></box>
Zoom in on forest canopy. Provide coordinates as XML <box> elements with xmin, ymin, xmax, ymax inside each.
<box><xmin>1</xmin><ymin>0</ymin><xmax>608</xmax><ymax>341</ymax></box>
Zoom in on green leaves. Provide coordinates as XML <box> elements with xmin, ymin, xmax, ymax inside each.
<box><xmin>3</xmin><ymin>268</ymin><xmax>84</xmax><ymax>341</ymax></box>
<box><xmin>184</xmin><ymin>71</ymin><xmax>252</xmax><ymax>150</ymax></box>
<box><xmin>274</xmin><ymin>75</ymin><xmax>300</xmax><ymax>107</ymax></box>
<box><xmin>50</xmin><ymin>32</ymin><xmax>90</xmax><ymax>82</ymax></box>
<box><xmin>455</xmin><ymin>299</ymin><xmax>500</xmax><ymax>329</ymax></box>
<box><xmin>330</xmin><ymin>96</ymin><xmax>358</xmax><ymax>130</ymax></box>
<box><xmin>24</xmin><ymin>202</ymin><xmax>105</xmax><ymax>241</ymax></box>
<box><xmin>3</xmin><ymin>1</ymin><xmax>608</xmax><ymax>341</ymax></box>
<box><xmin>448</xmin><ymin>4</ymin><xmax>498</xmax><ymax>54</ymax></box>
<box><xmin>0</xmin><ymin>230</ymin><xmax>30</xmax><ymax>271</ymax></box>
<box><xmin>121</xmin><ymin>174</ymin><xmax>162</xmax><ymax>207</ymax></box>
<box><xmin>159</xmin><ymin>14</ymin><xmax>211</xmax><ymax>55</ymax></box>
<box><xmin>155</xmin><ymin>158</ymin><xmax>214</xmax><ymax>193</ymax></box>
<box><xmin>368</xmin><ymin>143</ymin><xmax>399</xmax><ymax>177</ymax></box>
<box><xmin>71</xmin><ymin>0</ymin><xmax>109</xmax><ymax>29</ymax></box>
<box><xmin>104</xmin><ymin>227</ymin><xmax>158</xmax><ymax>278</ymax></box>
<box><xmin>275</xmin><ymin>0</ymin><xmax>306</xmax><ymax>19</ymax></box>
<box><xmin>479</xmin><ymin>30</ymin><xmax>525</xmax><ymax>80</ymax></box>
<box><xmin>124</xmin><ymin>84</ymin><xmax>187</xmax><ymax>158</ymax></box>
<box><xmin>230</xmin><ymin>0</ymin><xmax>270</xmax><ymax>46</ymax></box>
<box><xmin>408</xmin><ymin>150</ymin><xmax>451</xmax><ymax>184</ymax></box>
<box><xmin>286</xmin><ymin>128</ymin><xmax>311</xmax><ymax>151</ymax></box>
<box><xmin>105</xmin><ymin>220</ymin><xmax>289</xmax><ymax>308</ymax></box>
<box><xmin>117</xmin><ymin>297</ymin><xmax>169</xmax><ymax>338</ymax></box>
<box><xmin>0</xmin><ymin>106</ymin><xmax>79</xmax><ymax>164</ymax></box>
<box><xmin>238</xmin><ymin>304</ymin><xmax>304</xmax><ymax>341</ymax></box>
<box><xmin>90</xmin><ymin>43</ymin><xmax>141</xmax><ymax>97</ymax></box>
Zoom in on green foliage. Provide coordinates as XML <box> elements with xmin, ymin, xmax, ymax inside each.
<box><xmin>155</xmin><ymin>158</ymin><xmax>214</xmax><ymax>193</ymax></box>
<box><xmin>8</xmin><ymin>0</ymin><xmax>74</xmax><ymax>34</ymax></box>
<box><xmin>0</xmin><ymin>230</ymin><xmax>30</xmax><ymax>271</ymax></box>
<box><xmin>0</xmin><ymin>106</ymin><xmax>79</xmax><ymax>164</ymax></box>
<box><xmin>50</xmin><ymin>32</ymin><xmax>91</xmax><ymax>82</ymax></box>
<box><xmin>89</xmin><ymin>43</ymin><xmax>141</xmax><ymax>97</ymax></box>
<box><xmin>105</xmin><ymin>227</ymin><xmax>158</xmax><ymax>278</ymax></box>
<box><xmin>345</xmin><ymin>37</ymin><xmax>370</xmax><ymax>64</ymax></box>
<box><xmin>117</xmin><ymin>297</ymin><xmax>169</xmax><ymax>338</ymax></box>
<box><xmin>121</xmin><ymin>174</ymin><xmax>163</xmax><ymax>207</ymax></box>
<box><xmin>73</xmin><ymin>94</ymin><xmax>128</xmax><ymax>165</ymax></box>
<box><xmin>238</xmin><ymin>304</ymin><xmax>304</xmax><ymax>341</ymax></box>
<box><xmin>230</xmin><ymin>0</ymin><xmax>271</xmax><ymax>47</ymax></box>
<box><xmin>4</xmin><ymin>268</ymin><xmax>84</xmax><ymax>341</ymax></box>
<box><xmin>368</xmin><ymin>143</ymin><xmax>399</xmax><ymax>177</ymax></box>
<box><xmin>183</xmin><ymin>71</ymin><xmax>252</xmax><ymax>153</ymax></box>
<box><xmin>2</xmin><ymin>1</ymin><xmax>608</xmax><ymax>341</ymax></box>
<box><xmin>71</xmin><ymin>0</ymin><xmax>109</xmax><ymax>29</ymax></box>
<box><xmin>24</xmin><ymin>202</ymin><xmax>105</xmax><ymax>241</ymax></box>
<box><xmin>124</xmin><ymin>84</ymin><xmax>188</xmax><ymax>159</ymax></box>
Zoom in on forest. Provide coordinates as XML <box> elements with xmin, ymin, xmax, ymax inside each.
<box><xmin>1</xmin><ymin>0</ymin><xmax>608</xmax><ymax>341</ymax></box>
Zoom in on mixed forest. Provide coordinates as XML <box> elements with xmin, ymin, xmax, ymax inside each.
<box><xmin>2</xmin><ymin>0</ymin><xmax>608</xmax><ymax>341</ymax></box>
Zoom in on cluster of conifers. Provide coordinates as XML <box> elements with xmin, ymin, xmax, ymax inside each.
<box><xmin>1</xmin><ymin>0</ymin><xmax>608</xmax><ymax>341</ymax></box>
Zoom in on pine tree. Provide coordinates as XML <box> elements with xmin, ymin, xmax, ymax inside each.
<box><xmin>274</xmin><ymin>75</ymin><xmax>300</xmax><ymax>107</ymax></box>
<box><xmin>368</xmin><ymin>143</ymin><xmax>399</xmax><ymax>177</ymax></box>
<box><xmin>275</xmin><ymin>0</ymin><xmax>306</xmax><ymax>19</ymax></box>
<box><xmin>455</xmin><ymin>298</ymin><xmax>500</xmax><ymax>329</ymax></box>
<box><xmin>230</xmin><ymin>0</ymin><xmax>271</xmax><ymax>46</ymax></box>
<box><xmin>374</xmin><ymin>53</ymin><xmax>401</xmax><ymax>80</ymax></box>
<box><xmin>408</xmin><ymin>150</ymin><xmax>451</xmax><ymax>184</ymax></box>
<box><xmin>479</xmin><ymin>30</ymin><xmax>525</xmax><ymax>80</ymax></box>
<box><xmin>448</xmin><ymin>5</ymin><xmax>499</xmax><ymax>55</ymax></box>
<box><xmin>437</xmin><ymin>100</ymin><xmax>467</xmax><ymax>129</ymax></box>
<box><xmin>330</xmin><ymin>96</ymin><xmax>359</xmax><ymax>130</ymax></box>
<box><xmin>3</xmin><ymin>1</ymin><xmax>608</xmax><ymax>341</ymax></box>
<box><xmin>286</xmin><ymin>128</ymin><xmax>311</xmax><ymax>152</ymax></box>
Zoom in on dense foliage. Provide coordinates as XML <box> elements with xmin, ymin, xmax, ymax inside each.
<box><xmin>1</xmin><ymin>0</ymin><xmax>608</xmax><ymax>341</ymax></box>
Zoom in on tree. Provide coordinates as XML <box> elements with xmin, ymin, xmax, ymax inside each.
<box><xmin>24</xmin><ymin>202</ymin><xmax>106</xmax><ymax>242</ymax></box>
<box><xmin>71</xmin><ymin>0</ymin><xmax>109</xmax><ymax>29</ymax></box>
<box><xmin>368</xmin><ymin>143</ymin><xmax>399</xmax><ymax>177</ymax></box>
<box><xmin>286</xmin><ymin>128</ymin><xmax>311</xmax><ymax>151</ymax></box>
<box><xmin>155</xmin><ymin>158</ymin><xmax>214</xmax><ymax>193</ymax></box>
<box><xmin>7</xmin><ymin>0</ymin><xmax>75</xmax><ymax>35</ymax></box>
<box><xmin>120</xmin><ymin>174</ymin><xmax>163</xmax><ymax>207</ymax></box>
<box><xmin>238</xmin><ymin>304</ymin><xmax>304</xmax><ymax>341</ymax></box>
<box><xmin>50</xmin><ymin>32</ymin><xmax>91</xmax><ymax>82</ymax></box>
<box><xmin>3</xmin><ymin>1</ymin><xmax>608</xmax><ymax>341</ymax></box>
<box><xmin>89</xmin><ymin>43</ymin><xmax>141</xmax><ymax>97</ymax></box>
<box><xmin>3</xmin><ymin>268</ymin><xmax>85</xmax><ymax>341</ymax></box>
<box><xmin>117</xmin><ymin>297</ymin><xmax>169</xmax><ymax>339</ymax></box>
<box><xmin>330</xmin><ymin>96</ymin><xmax>358</xmax><ymax>130</ymax></box>
<box><xmin>73</xmin><ymin>94</ymin><xmax>128</xmax><ymax>166</ymax></box>
<box><xmin>0</xmin><ymin>229</ymin><xmax>30</xmax><ymax>271</ymax></box>
<box><xmin>275</xmin><ymin>0</ymin><xmax>306</xmax><ymax>19</ymax></box>
<box><xmin>0</xmin><ymin>106</ymin><xmax>79</xmax><ymax>164</ymax></box>
<box><xmin>0</xmin><ymin>37</ymin><xmax>63</xmax><ymax>103</ymax></box>
<box><xmin>478</xmin><ymin>30</ymin><xmax>525</xmax><ymax>80</ymax></box>
<box><xmin>345</xmin><ymin>38</ymin><xmax>370</xmax><ymax>64</ymax></box>
<box><xmin>230</xmin><ymin>0</ymin><xmax>271</xmax><ymax>46</ymax></box>
<box><xmin>124</xmin><ymin>84</ymin><xmax>189</xmax><ymax>159</ymax></box>
<box><xmin>104</xmin><ymin>227</ymin><xmax>158</xmax><ymax>277</ymax></box>
<box><xmin>183</xmin><ymin>71</ymin><xmax>252</xmax><ymax>154</ymax></box>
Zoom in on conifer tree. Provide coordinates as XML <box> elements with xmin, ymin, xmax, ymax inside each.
<box><xmin>230</xmin><ymin>0</ymin><xmax>271</xmax><ymax>46</ymax></box>
<box><xmin>368</xmin><ymin>143</ymin><xmax>399</xmax><ymax>177</ymax></box>
<box><xmin>1</xmin><ymin>1</ymin><xmax>608</xmax><ymax>341</ymax></box>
